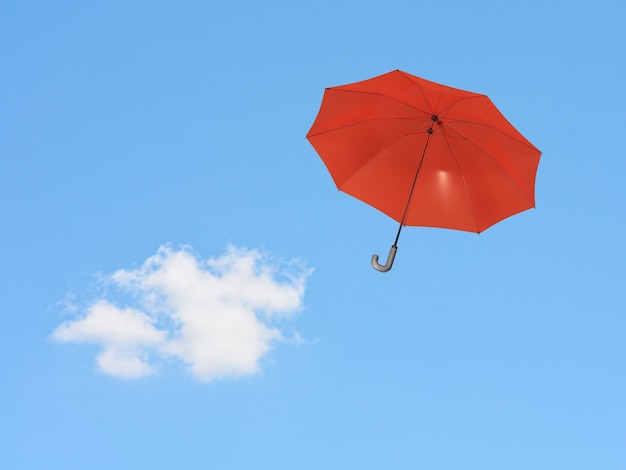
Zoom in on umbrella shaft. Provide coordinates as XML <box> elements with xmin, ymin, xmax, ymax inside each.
<box><xmin>395</xmin><ymin>116</ymin><xmax>437</xmax><ymax>245</ymax></box>
<box><xmin>393</xmin><ymin>224</ymin><xmax>403</xmax><ymax>248</ymax></box>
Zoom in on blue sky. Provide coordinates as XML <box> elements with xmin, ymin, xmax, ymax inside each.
<box><xmin>2</xmin><ymin>0</ymin><xmax>625</xmax><ymax>468</ymax></box>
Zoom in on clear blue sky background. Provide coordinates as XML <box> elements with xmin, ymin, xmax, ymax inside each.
<box><xmin>2</xmin><ymin>0</ymin><xmax>625</xmax><ymax>468</ymax></box>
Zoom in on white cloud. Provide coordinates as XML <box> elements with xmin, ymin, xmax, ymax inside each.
<box><xmin>52</xmin><ymin>245</ymin><xmax>311</xmax><ymax>382</ymax></box>
<box><xmin>52</xmin><ymin>300</ymin><xmax>165</xmax><ymax>378</ymax></box>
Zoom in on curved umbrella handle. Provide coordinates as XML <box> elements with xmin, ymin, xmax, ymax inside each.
<box><xmin>371</xmin><ymin>245</ymin><xmax>397</xmax><ymax>272</ymax></box>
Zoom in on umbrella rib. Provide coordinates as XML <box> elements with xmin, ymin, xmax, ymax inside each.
<box><xmin>395</xmin><ymin>70</ymin><xmax>438</xmax><ymax>117</ymax></box>
<box><xmin>436</xmin><ymin>92</ymin><xmax>539</xmax><ymax>151</ymax></box>
<box><xmin>307</xmin><ymin>116</ymin><xmax>419</xmax><ymax>138</ymax></box>
<box><xmin>440</xmin><ymin>122</ymin><xmax>537</xmax><ymax>205</ymax></box>
<box><xmin>437</xmin><ymin>94</ymin><xmax>485</xmax><ymax>118</ymax></box>
<box><xmin>322</xmin><ymin>87</ymin><xmax>431</xmax><ymax>119</ymax></box>
<box><xmin>435</xmin><ymin>133</ymin><xmax>481</xmax><ymax>233</ymax></box>
<box><xmin>336</xmin><ymin>128</ymin><xmax>428</xmax><ymax>194</ymax></box>
<box><xmin>442</xmin><ymin>116</ymin><xmax>540</xmax><ymax>152</ymax></box>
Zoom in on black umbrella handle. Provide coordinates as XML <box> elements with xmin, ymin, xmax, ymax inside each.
<box><xmin>371</xmin><ymin>245</ymin><xmax>397</xmax><ymax>272</ymax></box>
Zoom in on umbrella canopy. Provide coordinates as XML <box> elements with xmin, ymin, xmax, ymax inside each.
<box><xmin>306</xmin><ymin>70</ymin><xmax>541</xmax><ymax>271</ymax></box>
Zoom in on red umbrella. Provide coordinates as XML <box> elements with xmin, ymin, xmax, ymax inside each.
<box><xmin>306</xmin><ymin>70</ymin><xmax>541</xmax><ymax>272</ymax></box>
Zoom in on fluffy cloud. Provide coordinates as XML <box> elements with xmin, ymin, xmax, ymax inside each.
<box><xmin>52</xmin><ymin>245</ymin><xmax>310</xmax><ymax>382</ymax></box>
<box><xmin>52</xmin><ymin>300</ymin><xmax>165</xmax><ymax>378</ymax></box>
